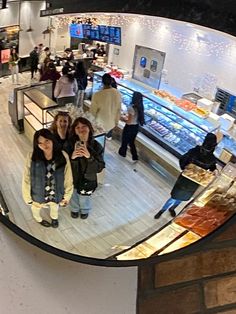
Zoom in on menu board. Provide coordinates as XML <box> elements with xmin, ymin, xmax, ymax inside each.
<box><xmin>71</xmin><ymin>23</ymin><xmax>121</xmax><ymax>45</ymax></box>
<box><xmin>90</xmin><ymin>26</ymin><xmax>100</xmax><ymax>41</ymax></box>
<box><xmin>109</xmin><ymin>26</ymin><xmax>121</xmax><ymax>45</ymax></box>
<box><xmin>83</xmin><ymin>24</ymin><xmax>91</xmax><ymax>39</ymax></box>
<box><xmin>99</xmin><ymin>25</ymin><xmax>110</xmax><ymax>42</ymax></box>
<box><xmin>69</xmin><ymin>23</ymin><xmax>83</xmax><ymax>38</ymax></box>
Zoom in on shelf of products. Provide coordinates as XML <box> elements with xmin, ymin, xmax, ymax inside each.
<box><xmin>92</xmin><ymin>72</ymin><xmax>221</xmax><ymax>157</ymax></box>
<box><xmin>114</xmin><ymin>163</ymin><xmax>236</xmax><ymax>260</ymax></box>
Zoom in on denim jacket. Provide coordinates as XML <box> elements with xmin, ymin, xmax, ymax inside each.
<box><xmin>22</xmin><ymin>151</ymin><xmax>73</xmax><ymax>204</ymax></box>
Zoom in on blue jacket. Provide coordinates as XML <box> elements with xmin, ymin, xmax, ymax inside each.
<box><xmin>22</xmin><ymin>151</ymin><xmax>73</xmax><ymax>204</ymax></box>
<box><xmin>30</xmin><ymin>159</ymin><xmax>65</xmax><ymax>203</ymax></box>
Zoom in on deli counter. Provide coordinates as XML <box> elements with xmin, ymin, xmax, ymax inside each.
<box><xmin>92</xmin><ymin>72</ymin><xmax>236</xmax><ymax>161</ymax></box>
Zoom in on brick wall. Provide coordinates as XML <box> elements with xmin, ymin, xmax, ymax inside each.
<box><xmin>137</xmin><ymin>221</ymin><xmax>236</xmax><ymax>314</ymax></box>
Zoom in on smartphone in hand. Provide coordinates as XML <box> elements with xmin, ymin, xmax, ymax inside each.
<box><xmin>75</xmin><ymin>141</ymin><xmax>84</xmax><ymax>150</ymax></box>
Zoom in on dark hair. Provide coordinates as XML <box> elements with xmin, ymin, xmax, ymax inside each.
<box><xmin>50</xmin><ymin>112</ymin><xmax>72</xmax><ymax>134</ymax></box>
<box><xmin>74</xmin><ymin>61</ymin><xmax>87</xmax><ymax>79</ymax></box>
<box><xmin>102</xmin><ymin>73</ymin><xmax>112</xmax><ymax>86</ymax></box>
<box><xmin>132</xmin><ymin>92</ymin><xmax>145</xmax><ymax>126</ymax></box>
<box><xmin>10</xmin><ymin>48</ymin><xmax>18</xmax><ymax>57</ymax></box>
<box><xmin>31</xmin><ymin>129</ymin><xmax>64</xmax><ymax>164</ymax></box>
<box><xmin>44</xmin><ymin>47</ymin><xmax>50</xmax><ymax>52</ymax></box>
<box><xmin>62</xmin><ymin>66</ymin><xmax>74</xmax><ymax>82</ymax></box>
<box><xmin>70</xmin><ymin>117</ymin><xmax>94</xmax><ymax>143</ymax></box>
<box><xmin>65</xmin><ymin>48</ymin><xmax>72</xmax><ymax>52</ymax></box>
<box><xmin>202</xmin><ymin>133</ymin><xmax>217</xmax><ymax>150</ymax></box>
<box><xmin>111</xmin><ymin>77</ymin><xmax>117</xmax><ymax>89</ymax></box>
<box><xmin>47</xmin><ymin>62</ymin><xmax>56</xmax><ymax>71</ymax></box>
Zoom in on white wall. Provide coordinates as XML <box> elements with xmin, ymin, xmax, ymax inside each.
<box><xmin>0</xmin><ymin>224</ymin><xmax>137</xmax><ymax>314</ymax></box>
<box><xmin>108</xmin><ymin>15</ymin><xmax>236</xmax><ymax>99</ymax></box>
<box><xmin>0</xmin><ymin>2</ymin><xmax>19</xmax><ymax>27</ymax></box>
<box><xmin>0</xmin><ymin>1</ymin><xmax>50</xmax><ymax>57</ymax></box>
<box><xmin>19</xmin><ymin>1</ymin><xmax>49</xmax><ymax>56</ymax></box>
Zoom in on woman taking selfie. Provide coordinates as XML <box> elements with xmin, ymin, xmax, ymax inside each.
<box><xmin>65</xmin><ymin>117</ymin><xmax>105</xmax><ymax>219</ymax></box>
<box><xmin>22</xmin><ymin>129</ymin><xmax>73</xmax><ymax>228</ymax></box>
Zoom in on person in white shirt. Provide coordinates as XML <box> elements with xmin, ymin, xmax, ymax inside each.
<box><xmin>54</xmin><ymin>66</ymin><xmax>78</xmax><ymax>106</ymax></box>
<box><xmin>118</xmin><ymin>91</ymin><xmax>145</xmax><ymax>161</ymax></box>
<box><xmin>90</xmin><ymin>73</ymin><xmax>121</xmax><ymax>140</ymax></box>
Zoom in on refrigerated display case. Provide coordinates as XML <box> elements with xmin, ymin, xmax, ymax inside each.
<box><xmin>92</xmin><ymin>72</ymin><xmax>220</xmax><ymax>158</ymax></box>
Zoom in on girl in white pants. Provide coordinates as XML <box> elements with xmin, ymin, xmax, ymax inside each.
<box><xmin>9</xmin><ymin>48</ymin><xmax>20</xmax><ymax>84</ymax></box>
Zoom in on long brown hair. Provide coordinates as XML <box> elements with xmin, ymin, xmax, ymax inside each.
<box><xmin>70</xmin><ymin>117</ymin><xmax>94</xmax><ymax>143</ymax></box>
<box><xmin>50</xmin><ymin>112</ymin><xmax>72</xmax><ymax>134</ymax></box>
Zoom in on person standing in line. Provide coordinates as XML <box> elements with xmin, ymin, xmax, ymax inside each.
<box><xmin>40</xmin><ymin>62</ymin><xmax>61</xmax><ymax>100</ymax></box>
<box><xmin>22</xmin><ymin>129</ymin><xmax>73</xmax><ymax>228</ymax></box>
<box><xmin>9</xmin><ymin>47</ymin><xmax>20</xmax><ymax>84</ymax></box>
<box><xmin>118</xmin><ymin>91</ymin><xmax>145</xmax><ymax>162</ymax></box>
<box><xmin>64</xmin><ymin>117</ymin><xmax>105</xmax><ymax>219</ymax></box>
<box><xmin>54</xmin><ymin>66</ymin><xmax>78</xmax><ymax>106</ymax></box>
<box><xmin>154</xmin><ymin>133</ymin><xmax>218</xmax><ymax>219</ymax></box>
<box><xmin>29</xmin><ymin>46</ymin><xmax>39</xmax><ymax>80</ymax></box>
<box><xmin>90</xmin><ymin>73</ymin><xmax>121</xmax><ymax>140</ymax></box>
<box><xmin>38</xmin><ymin>46</ymin><xmax>50</xmax><ymax>78</ymax></box>
<box><xmin>74</xmin><ymin>61</ymin><xmax>88</xmax><ymax>107</ymax></box>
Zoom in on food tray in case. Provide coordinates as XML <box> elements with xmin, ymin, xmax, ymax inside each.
<box><xmin>182</xmin><ymin>163</ymin><xmax>215</xmax><ymax>187</ymax></box>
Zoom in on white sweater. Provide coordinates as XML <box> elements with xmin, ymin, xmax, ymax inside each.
<box><xmin>54</xmin><ymin>76</ymin><xmax>78</xmax><ymax>99</ymax></box>
<box><xmin>90</xmin><ymin>88</ymin><xmax>121</xmax><ymax>132</ymax></box>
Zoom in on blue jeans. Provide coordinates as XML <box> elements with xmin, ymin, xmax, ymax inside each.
<box><xmin>161</xmin><ymin>198</ymin><xmax>182</xmax><ymax>212</ymax></box>
<box><xmin>70</xmin><ymin>189</ymin><xmax>91</xmax><ymax>215</ymax></box>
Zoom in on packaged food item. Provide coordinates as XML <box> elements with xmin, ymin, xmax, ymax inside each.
<box><xmin>191</xmin><ymin>107</ymin><xmax>210</xmax><ymax>118</ymax></box>
<box><xmin>175</xmin><ymin>214</ymin><xmax>204</xmax><ymax>229</ymax></box>
<box><xmin>222</xmin><ymin>163</ymin><xmax>236</xmax><ymax>180</ymax></box>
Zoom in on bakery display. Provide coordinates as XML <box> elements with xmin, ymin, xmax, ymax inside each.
<box><xmin>159</xmin><ymin>231</ymin><xmax>201</xmax><ymax>255</ymax></box>
<box><xmin>182</xmin><ymin>163</ymin><xmax>215</xmax><ymax>186</ymax></box>
<box><xmin>174</xmin><ymin>204</ymin><xmax>232</xmax><ymax>236</ymax></box>
<box><xmin>116</xmin><ymin>223</ymin><xmax>186</xmax><ymax>260</ymax></box>
<box><xmin>192</xmin><ymin>107</ymin><xmax>209</xmax><ymax>118</ymax></box>
<box><xmin>153</xmin><ymin>89</ymin><xmax>197</xmax><ymax>111</ymax></box>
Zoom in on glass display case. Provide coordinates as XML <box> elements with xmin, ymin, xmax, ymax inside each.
<box><xmin>92</xmin><ymin>72</ymin><xmax>220</xmax><ymax>157</ymax></box>
<box><xmin>8</xmin><ymin>81</ymin><xmax>53</xmax><ymax>133</ymax></box>
<box><xmin>23</xmin><ymin>89</ymin><xmax>58</xmax><ymax>141</ymax></box>
<box><xmin>113</xmin><ymin>163</ymin><xmax>236</xmax><ymax>260</ymax></box>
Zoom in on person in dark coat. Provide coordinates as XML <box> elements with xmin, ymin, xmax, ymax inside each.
<box><xmin>64</xmin><ymin>117</ymin><xmax>105</xmax><ymax>219</ymax></box>
<box><xmin>74</xmin><ymin>61</ymin><xmax>88</xmax><ymax>107</ymax></box>
<box><xmin>40</xmin><ymin>62</ymin><xmax>61</xmax><ymax>100</ymax></box>
<box><xmin>29</xmin><ymin>46</ymin><xmax>39</xmax><ymax>79</ymax></box>
<box><xmin>154</xmin><ymin>133</ymin><xmax>218</xmax><ymax>219</ymax></box>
